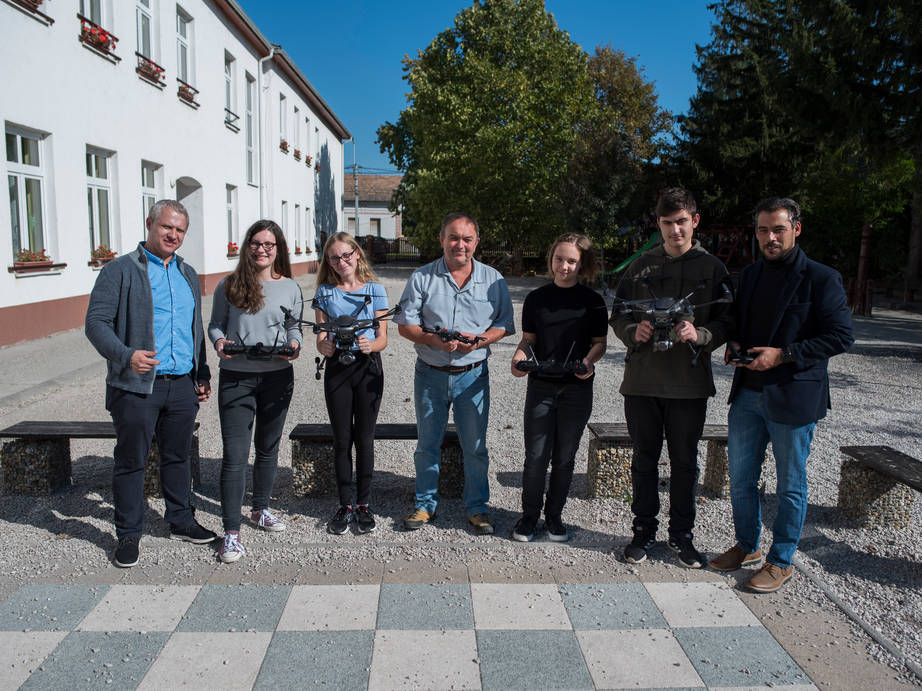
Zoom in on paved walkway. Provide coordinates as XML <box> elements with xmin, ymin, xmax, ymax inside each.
<box><xmin>3</xmin><ymin>579</ymin><xmax>816</xmax><ymax>690</ymax></box>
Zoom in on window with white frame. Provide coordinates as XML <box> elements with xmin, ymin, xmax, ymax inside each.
<box><xmin>245</xmin><ymin>73</ymin><xmax>255</xmax><ymax>183</ymax></box>
<box><xmin>279</xmin><ymin>94</ymin><xmax>287</xmax><ymax>144</ymax></box>
<box><xmin>86</xmin><ymin>147</ymin><xmax>114</xmax><ymax>252</ymax></box>
<box><xmin>294</xmin><ymin>203</ymin><xmax>301</xmax><ymax>250</ymax></box>
<box><xmin>224</xmin><ymin>52</ymin><xmax>235</xmax><ymax>113</ymax></box>
<box><xmin>305</xmin><ymin>206</ymin><xmax>312</xmax><ymax>253</ymax></box>
<box><xmin>347</xmin><ymin>217</ymin><xmax>356</xmax><ymax>234</ymax></box>
<box><xmin>370</xmin><ymin>218</ymin><xmax>381</xmax><ymax>237</ymax></box>
<box><xmin>293</xmin><ymin>107</ymin><xmax>299</xmax><ymax>150</ymax></box>
<box><xmin>226</xmin><ymin>185</ymin><xmax>237</xmax><ymax>243</ymax></box>
<box><xmin>281</xmin><ymin>200</ymin><xmax>288</xmax><ymax>235</ymax></box>
<box><xmin>80</xmin><ymin>0</ymin><xmax>103</xmax><ymax>24</ymax></box>
<box><xmin>6</xmin><ymin>127</ymin><xmax>48</xmax><ymax>257</ymax></box>
<box><xmin>136</xmin><ymin>0</ymin><xmax>152</xmax><ymax>58</ymax></box>
<box><xmin>176</xmin><ymin>7</ymin><xmax>193</xmax><ymax>85</ymax></box>
<box><xmin>141</xmin><ymin>160</ymin><xmax>160</xmax><ymax>230</ymax></box>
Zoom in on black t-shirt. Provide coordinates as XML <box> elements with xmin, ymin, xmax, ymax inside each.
<box><xmin>521</xmin><ymin>281</ymin><xmax>608</xmax><ymax>384</ymax></box>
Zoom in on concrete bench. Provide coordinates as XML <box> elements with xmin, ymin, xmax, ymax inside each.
<box><xmin>0</xmin><ymin>421</ymin><xmax>200</xmax><ymax>496</ymax></box>
<box><xmin>290</xmin><ymin>422</ymin><xmax>462</xmax><ymax>498</ymax></box>
<box><xmin>586</xmin><ymin>422</ymin><xmax>733</xmax><ymax>499</ymax></box>
<box><xmin>837</xmin><ymin>445</ymin><xmax>920</xmax><ymax>528</ymax></box>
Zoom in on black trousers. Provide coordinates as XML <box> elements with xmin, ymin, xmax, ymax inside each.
<box><xmin>623</xmin><ymin>395</ymin><xmax>707</xmax><ymax>536</ymax></box>
<box><xmin>107</xmin><ymin>376</ymin><xmax>198</xmax><ymax>539</ymax></box>
<box><xmin>323</xmin><ymin>352</ymin><xmax>383</xmax><ymax>507</ymax></box>
<box><xmin>521</xmin><ymin>377</ymin><xmax>593</xmax><ymax>520</ymax></box>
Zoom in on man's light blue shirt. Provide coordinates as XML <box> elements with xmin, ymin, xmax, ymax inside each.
<box><xmin>144</xmin><ymin>245</ymin><xmax>195</xmax><ymax>375</ymax></box>
<box><xmin>395</xmin><ymin>256</ymin><xmax>515</xmax><ymax>366</ymax></box>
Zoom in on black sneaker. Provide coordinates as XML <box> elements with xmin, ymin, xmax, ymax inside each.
<box><xmin>114</xmin><ymin>536</ymin><xmax>140</xmax><ymax>568</ymax></box>
<box><xmin>544</xmin><ymin>515</ymin><xmax>569</xmax><ymax>542</ymax></box>
<box><xmin>512</xmin><ymin>515</ymin><xmax>538</xmax><ymax>542</ymax></box>
<box><xmin>668</xmin><ymin>533</ymin><xmax>704</xmax><ymax>569</ymax></box>
<box><xmin>624</xmin><ymin>528</ymin><xmax>655</xmax><ymax>564</ymax></box>
<box><xmin>354</xmin><ymin>505</ymin><xmax>376</xmax><ymax>534</ymax></box>
<box><xmin>170</xmin><ymin>520</ymin><xmax>218</xmax><ymax>544</ymax></box>
<box><xmin>327</xmin><ymin>506</ymin><xmax>352</xmax><ymax>535</ymax></box>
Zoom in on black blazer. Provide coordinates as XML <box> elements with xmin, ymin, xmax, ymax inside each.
<box><xmin>728</xmin><ymin>247</ymin><xmax>853</xmax><ymax>426</ymax></box>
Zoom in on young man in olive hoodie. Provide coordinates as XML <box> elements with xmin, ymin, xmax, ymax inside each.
<box><xmin>611</xmin><ymin>188</ymin><xmax>731</xmax><ymax>567</ymax></box>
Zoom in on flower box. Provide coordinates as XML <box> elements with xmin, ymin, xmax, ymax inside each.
<box><xmin>304</xmin><ymin>154</ymin><xmax>313</xmax><ymax>166</ymax></box>
<box><xmin>294</xmin><ymin>149</ymin><xmax>302</xmax><ymax>161</ymax></box>
<box><xmin>280</xmin><ymin>140</ymin><xmax>290</xmax><ymax>153</ymax></box>
<box><xmin>227</xmin><ymin>242</ymin><xmax>239</xmax><ymax>257</ymax></box>
<box><xmin>13</xmin><ymin>261</ymin><xmax>54</xmax><ymax>270</ymax></box>
<box><xmin>178</xmin><ymin>85</ymin><xmax>196</xmax><ymax>103</ymax></box>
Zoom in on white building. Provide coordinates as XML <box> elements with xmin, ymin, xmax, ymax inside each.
<box><xmin>342</xmin><ymin>173</ymin><xmax>403</xmax><ymax>241</ymax></box>
<box><xmin>0</xmin><ymin>0</ymin><xmax>349</xmax><ymax>346</ymax></box>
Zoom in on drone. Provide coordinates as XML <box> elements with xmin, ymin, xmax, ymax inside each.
<box><xmin>281</xmin><ymin>294</ymin><xmax>401</xmax><ymax>379</ymax></box>
<box><xmin>514</xmin><ymin>342</ymin><xmax>588</xmax><ymax>376</ymax></box>
<box><xmin>611</xmin><ymin>276</ymin><xmax>733</xmax><ymax>366</ymax></box>
<box><xmin>422</xmin><ymin>325</ymin><xmax>486</xmax><ymax>346</ymax></box>
<box><xmin>221</xmin><ymin>331</ymin><xmax>298</xmax><ymax>360</ymax></box>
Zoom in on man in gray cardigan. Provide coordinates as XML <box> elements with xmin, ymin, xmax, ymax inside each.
<box><xmin>86</xmin><ymin>199</ymin><xmax>216</xmax><ymax>567</ymax></box>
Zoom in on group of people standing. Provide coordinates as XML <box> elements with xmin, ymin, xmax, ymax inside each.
<box><xmin>85</xmin><ymin>185</ymin><xmax>852</xmax><ymax>595</ymax></box>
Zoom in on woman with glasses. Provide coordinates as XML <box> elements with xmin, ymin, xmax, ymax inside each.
<box><xmin>315</xmin><ymin>232</ymin><xmax>389</xmax><ymax>535</ymax></box>
<box><xmin>208</xmin><ymin>220</ymin><xmax>303</xmax><ymax>563</ymax></box>
<box><xmin>509</xmin><ymin>233</ymin><xmax>608</xmax><ymax>542</ymax></box>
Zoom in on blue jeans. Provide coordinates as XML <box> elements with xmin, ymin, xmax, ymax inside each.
<box><xmin>728</xmin><ymin>388</ymin><xmax>815</xmax><ymax>568</ymax></box>
<box><xmin>413</xmin><ymin>358</ymin><xmax>490</xmax><ymax>516</ymax></box>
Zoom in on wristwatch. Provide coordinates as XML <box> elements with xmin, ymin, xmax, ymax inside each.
<box><xmin>781</xmin><ymin>345</ymin><xmax>795</xmax><ymax>364</ymax></box>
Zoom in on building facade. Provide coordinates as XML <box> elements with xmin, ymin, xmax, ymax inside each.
<box><xmin>342</xmin><ymin>173</ymin><xmax>403</xmax><ymax>241</ymax></box>
<box><xmin>1</xmin><ymin>0</ymin><xmax>349</xmax><ymax>345</ymax></box>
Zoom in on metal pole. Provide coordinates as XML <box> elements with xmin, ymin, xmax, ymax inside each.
<box><xmin>353</xmin><ymin>139</ymin><xmax>359</xmax><ymax>237</ymax></box>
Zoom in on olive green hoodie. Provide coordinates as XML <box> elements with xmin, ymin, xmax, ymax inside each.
<box><xmin>610</xmin><ymin>240</ymin><xmax>731</xmax><ymax>398</ymax></box>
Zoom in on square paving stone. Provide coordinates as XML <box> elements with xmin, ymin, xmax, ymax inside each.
<box><xmin>78</xmin><ymin>585</ymin><xmax>200</xmax><ymax>631</ymax></box>
<box><xmin>576</xmin><ymin>629</ymin><xmax>704</xmax><ymax>688</ymax></box>
<box><xmin>0</xmin><ymin>631</ymin><xmax>67</xmax><ymax>689</ymax></box>
<box><xmin>560</xmin><ymin>583</ymin><xmax>668</xmax><ymax>630</ymax></box>
<box><xmin>368</xmin><ymin>629</ymin><xmax>480</xmax><ymax>690</ymax></box>
<box><xmin>645</xmin><ymin>582</ymin><xmax>760</xmax><ymax>628</ymax></box>
<box><xmin>176</xmin><ymin>584</ymin><xmax>291</xmax><ymax>632</ymax></box>
<box><xmin>138</xmin><ymin>631</ymin><xmax>272</xmax><ymax>690</ymax></box>
<box><xmin>0</xmin><ymin>585</ymin><xmax>109</xmax><ymax>631</ymax></box>
<box><xmin>277</xmin><ymin>585</ymin><xmax>379</xmax><ymax>630</ymax></box>
<box><xmin>377</xmin><ymin>583</ymin><xmax>474</xmax><ymax>630</ymax></box>
<box><xmin>255</xmin><ymin>631</ymin><xmax>373</xmax><ymax>690</ymax></box>
<box><xmin>674</xmin><ymin>626</ymin><xmax>812</xmax><ymax>687</ymax></box>
<box><xmin>19</xmin><ymin>630</ymin><xmax>169</xmax><ymax>691</ymax></box>
<box><xmin>471</xmin><ymin>583</ymin><xmax>570</xmax><ymax>630</ymax></box>
<box><xmin>477</xmin><ymin>630</ymin><xmax>594</xmax><ymax>691</ymax></box>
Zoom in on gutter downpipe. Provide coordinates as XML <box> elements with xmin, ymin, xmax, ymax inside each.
<box><xmin>257</xmin><ymin>44</ymin><xmax>280</xmax><ymax>218</ymax></box>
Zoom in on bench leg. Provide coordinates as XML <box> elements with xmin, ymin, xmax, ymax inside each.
<box><xmin>291</xmin><ymin>440</ymin><xmax>337</xmax><ymax>497</ymax></box>
<box><xmin>1</xmin><ymin>438</ymin><xmax>71</xmax><ymax>495</ymax></box>
<box><xmin>438</xmin><ymin>440</ymin><xmax>463</xmax><ymax>499</ymax></box>
<box><xmin>144</xmin><ymin>433</ymin><xmax>201</xmax><ymax>498</ymax></box>
<box><xmin>837</xmin><ymin>457</ymin><xmax>914</xmax><ymax>529</ymax></box>
<box><xmin>587</xmin><ymin>438</ymin><xmax>632</xmax><ymax>500</ymax></box>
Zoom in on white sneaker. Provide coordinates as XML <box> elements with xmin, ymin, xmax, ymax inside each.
<box><xmin>251</xmin><ymin>509</ymin><xmax>286</xmax><ymax>532</ymax></box>
<box><xmin>220</xmin><ymin>531</ymin><xmax>245</xmax><ymax>563</ymax></box>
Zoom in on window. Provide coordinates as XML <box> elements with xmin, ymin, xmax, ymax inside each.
<box><xmin>370</xmin><ymin>218</ymin><xmax>381</xmax><ymax>237</ymax></box>
<box><xmin>226</xmin><ymin>185</ymin><xmax>237</xmax><ymax>243</ymax></box>
<box><xmin>279</xmin><ymin>94</ymin><xmax>287</xmax><ymax>144</ymax></box>
<box><xmin>141</xmin><ymin>160</ymin><xmax>160</xmax><ymax>230</ymax></box>
<box><xmin>305</xmin><ymin>207</ymin><xmax>312</xmax><ymax>253</ymax></box>
<box><xmin>86</xmin><ymin>148</ymin><xmax>114</xmax><ymax>252</ymax></box>
<box><xmin>136</xmin><ymin>0</ymin><xmax>152</xmax><ymax>58</ymax></box>
<box><xmin>80</xmin><ymin>0</ymin><xmax>102</xmax><ymax>24</ymax></box>
<box><xmin>281</xmin><ymin>200</ymin><xmax>288</xmax><ymax>235</ymax></box>
<box><xmin>224</xmin><ymin>52</ymin><xmax>235</xmax><ymax>113</ymax></box>
<box><xmin>347</xmin><ymin>217</ymin><xmax>356</xmax><ymax>234</ymax></box>
<box><xmin>294</xmin><ymin>203</ymin><xmax>300</xmax><ymax>250</ymax></box>
<box><xmin>245</xmin><ymin>73</ymin><xmax>255</xmax><ymax>184</ymax></box>
<box><xmin>176</xmin><ymin>7</ymin><xmax>193</xmax><ymax>85</ymax></box>
<box><xmin>6</xmin><ymin>128</ymin><xmax>47</xmax><ymax>257</ymax></box>
<box><xmin>293</xmin><ymin>107</ymin><xmax>300</xmax><ymax>149</ymax></box>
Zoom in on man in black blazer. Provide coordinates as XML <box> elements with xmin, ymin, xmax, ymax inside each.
<box><xmin>709</xmin><ymin>197</ymin><xmax>853</xmax><ymax>592</ymax></box>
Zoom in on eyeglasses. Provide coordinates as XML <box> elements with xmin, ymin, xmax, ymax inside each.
<box><xmin>249</xmin><ymin>241</ymin><xmax>277</xmax><ymax>251</ymax></box>
<box><xmin>327</xmin><ymin>249</ymin><xmax>356</xmax><ymax>263</ymax></box>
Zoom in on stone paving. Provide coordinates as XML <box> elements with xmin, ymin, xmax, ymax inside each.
<box><xmin>1</xmin><ymin>579</ymin><xmax>818</xmax><ymax>690</ymax></box>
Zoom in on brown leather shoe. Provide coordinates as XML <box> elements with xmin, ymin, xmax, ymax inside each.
<box><xmin>747</xmin><ymin>563</ymin><xmax>794</xmax><ymax>593</ymax></box>
<box><xmin>468</xmin><ymin>513</ymin><xmax>494</xmax><ymax>535</ymax></box>
<box><xmin>708</xmin><ymin>544</ymin><xmax>763</xmax><ymax>571</ymax></box>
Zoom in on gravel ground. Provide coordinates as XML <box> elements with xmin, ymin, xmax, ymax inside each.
<box><xmin>0</xmin><ymin>265</ymin><xmax>920</xmax><ymax>684</ymax></box>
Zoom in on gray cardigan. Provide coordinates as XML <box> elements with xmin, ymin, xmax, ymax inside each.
<box><xmin>85</xmin><ymin>242</ymin><xmax>211</xmax><ymax>394</ymax></box>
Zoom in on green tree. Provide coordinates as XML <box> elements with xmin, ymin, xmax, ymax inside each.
<box><xmin>377</xmin><ymin>0</ymin><xmax>596</xmax><ymax>258</ymax></box>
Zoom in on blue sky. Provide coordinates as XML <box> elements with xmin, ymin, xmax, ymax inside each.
<box><xmin>235</xmin><ymin>1</ymin><xmax>716</xmax><ymax>173</ymax></box>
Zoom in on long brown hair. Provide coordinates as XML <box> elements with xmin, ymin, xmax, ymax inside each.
<box><xmin>315</xmin><ymin>231</ymin><xmax>377</xmax><ymax>287</ymax></box>
<box><xmin>545</xmin><ymin>233</ymin><xmax>599</xmax><ymax>281</ymax></box>
<box><xmin>225</xmin><ymin>220</ymin><xmax>292</xmax><ymax>312</ymax></box>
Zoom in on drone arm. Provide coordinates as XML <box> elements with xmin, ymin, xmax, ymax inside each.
<box><xmin>356</xmin><ymin>307</ymin><xmax>391</xmax><ymax>354</ymax></box>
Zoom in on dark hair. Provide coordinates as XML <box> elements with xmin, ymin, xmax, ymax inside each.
<box><xmin>753</xmin><ymin>197</ymin><xmax>801</xmax><ymax>228</ymax></box>
<box><xmin>440</xmin><ymin>212</ymin><xmax>479</xmax><ymax>237</ymax></box>
<box><xmin>224</xmin><ymin>220</ymin><xmax>291</xmax><ymax>312</ymax></box>
<box><xmin>655</xmin><ymin>188</ymin><xmax>697</xmax><ymax>218</ymax></box>
<box><xmin>546</xmin><ymin>233</ymin><xmax>599</xmax><ymax>280</ymax></box>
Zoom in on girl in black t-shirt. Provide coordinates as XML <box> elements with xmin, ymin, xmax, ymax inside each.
<box><xmin>510</xmin><ymin>233</ymin><xmax>608</xmax><ymax>542</ymax></box>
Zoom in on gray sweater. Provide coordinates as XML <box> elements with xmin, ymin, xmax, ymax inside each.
<box><xmin>208</xmin><ymin>277</ymin><xmax>303</xmax><ymax>372</ymax></box>
<box><xmin>85</xmin><ymin>243</ymin><xmax>210</xmax><ymax>394</ymax></box>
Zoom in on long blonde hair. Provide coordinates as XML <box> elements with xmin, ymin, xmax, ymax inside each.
<box><xmin>315</xmin><ymin>231</ymin><xmax>377</xmax><ymax>287</ymax></box>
